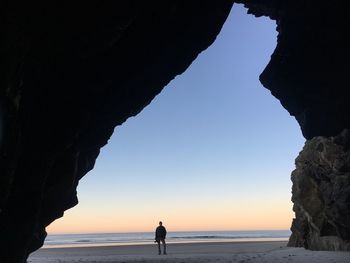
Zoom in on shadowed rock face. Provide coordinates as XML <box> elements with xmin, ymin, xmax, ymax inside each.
<box><xmin>1</xmin><ymin>0</ymin><xmax>350</xmax><ymax>262</ymax></box>
<box><xmin>239</xmin><ymin>1</ymin><xmax>350</xmax><ymax>140</ymax></box>
<box><xmin>239</xmin><ymin>0</ymin><xmax>350</xmax><ymax>251</ymax></box>
<box><xmin>1</xmin><ymin>1</ymin><xmax>233</xmax><ymax>262</ymax></box>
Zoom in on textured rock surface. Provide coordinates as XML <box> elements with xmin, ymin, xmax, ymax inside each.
<box><xmin>289</xmin><ymin>129</ymin><xmax>350</xmax><ymax>250</ymax></box>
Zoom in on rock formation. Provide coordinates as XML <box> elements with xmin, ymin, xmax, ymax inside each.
<box><xmin>238</xmin><ymin>0</ymin><xmax>350</xmax><ymax>251</ymax></box>
<box><xmin>1</xmin><ymin>0</ymin><xmax>350</xmax><ymax>262</ymax></box>
<box><xmin>288</xmin><ymin>129</ymin><xmax>350</xmax><ymax>250</ymax></box>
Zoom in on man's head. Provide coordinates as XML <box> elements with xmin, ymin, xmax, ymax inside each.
<box><xmin>159</xmin><ymin>221</ymin><xmax>162</xmax><ymax>226</ymax></box>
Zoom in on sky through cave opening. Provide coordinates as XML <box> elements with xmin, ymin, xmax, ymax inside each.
<box><xmin>47</xmin><ymin>4</ymin><xmax>305</xmax><ymax>235</ymax></box>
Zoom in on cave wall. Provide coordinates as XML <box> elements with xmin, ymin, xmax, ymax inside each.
<box><xmin>1</xmin><ymin>0</ymin><xmax>350</xmax><ymax>262</ymax></box>
<box><xmin>239</xmin><ymin>0</ymin><xmax>350</xmax><ymax>139</ymax></box>
<box><xmin>239</xmin><ymin>0</ymin><xmax>350</xmax><ymax>251</ymax></box>
<box><xmin>1</xmin><ymin>1</ymin><xmax>233</xmax><ymax>262</ymax></box>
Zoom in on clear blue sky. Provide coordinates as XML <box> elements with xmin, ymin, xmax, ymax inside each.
<box><xmin>48</xmin><ymin>4</ymin><xmax>305</xmax><ymax>234</ymax></box>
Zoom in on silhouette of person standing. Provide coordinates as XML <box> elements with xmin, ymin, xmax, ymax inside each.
<box><xmin>155</xmin><ymin>221</ymin><xmax>167</xmax><ymax>255</ymax></box>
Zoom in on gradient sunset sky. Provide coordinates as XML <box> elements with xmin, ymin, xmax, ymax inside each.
<box><xmin>47</xmin><ymin>4</ymin><xmax>305</xmax><ymax>234</ymax></box>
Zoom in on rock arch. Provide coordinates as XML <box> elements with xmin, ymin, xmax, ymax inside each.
<box><xmin>1</xmin><ymin>1</ymin><xmax>349</xmax><ymax>262</ymax></box>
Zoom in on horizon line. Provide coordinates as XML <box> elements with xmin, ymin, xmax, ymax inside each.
<box><xmin>48</xmin><ymin>229</ymin><xmax>291</xmax><ymax>235</ymax></box>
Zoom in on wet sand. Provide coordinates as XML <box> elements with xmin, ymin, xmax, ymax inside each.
<box><xmin>28</xmin><ymin>241</ymin><xmax>350</xmax><ymax>263</ymax></box>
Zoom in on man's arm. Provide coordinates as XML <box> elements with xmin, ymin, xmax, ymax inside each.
<box><xmin>155</xmin><ymin>227</ymin><xmax>157</xmax><ymax>239</ymax></box>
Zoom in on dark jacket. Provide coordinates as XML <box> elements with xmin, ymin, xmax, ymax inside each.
<box><xmin>155</xmin><ymin>226</ymin><xmax>167</xmax><ymax>240</ymax></box>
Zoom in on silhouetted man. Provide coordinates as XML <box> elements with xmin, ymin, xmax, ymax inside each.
<box><xmin>155</xmin><ymin>221</ymin><xmax>167</xmax><ymax>255</ymax></box>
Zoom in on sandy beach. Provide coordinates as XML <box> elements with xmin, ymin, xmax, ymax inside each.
<box><xmin>28</xmin><ymin>241</ymin><xmax>350</xmax><ymax>263</ymax></box>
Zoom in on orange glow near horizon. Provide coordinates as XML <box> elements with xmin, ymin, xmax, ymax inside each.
<box><xmin>47</xmin><ymin>197</ymin><xmax>293</xmax><ymax>234</ymax></box>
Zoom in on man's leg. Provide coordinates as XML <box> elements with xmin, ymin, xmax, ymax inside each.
<box><xmin>161</xmin><ymin>239</ymin><xmax>166</xmax><ymax>254</ymax></box>
<box><xmin>157</xmin><ymin>241</ymin><xmax>161</xmax><ymax>255</ymax></box>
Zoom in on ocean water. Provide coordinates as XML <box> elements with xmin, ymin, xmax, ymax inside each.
<box><xmin>44</xmin><ymin>230</ymin><xmax>291</xmax><ymax>248</ymax></box>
